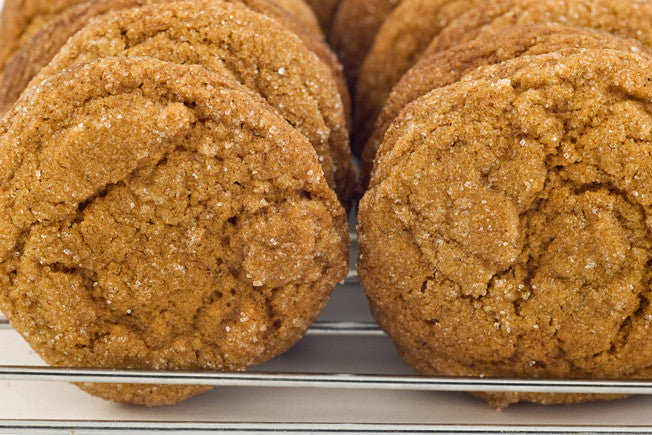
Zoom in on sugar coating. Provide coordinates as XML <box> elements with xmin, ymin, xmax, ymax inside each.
<box><xmin>0</xmin><ymin>0</ymin><xmax>349</xmax><ymax>120</ymax></box>
<box><xmin>7</xmin><ymin>0</ymin><xmax>355</xmax><ymax>206</ymax></box>
<box><xmin>356</xmin><ymin>0</ymin><xmax>652</xmax><ymax>155</ymax></box>
<box><xmin>0</xmin><ymin>57</ymin><xmax>349</xmax><ymax>406</ymax></box>
<box><xmin>362</xmin><ymin>24</ymin><xmax>652</xmax><ymax>187</ymax></box>
<box><xmin>0</xmin><ymin>0</ymin><xmax>321</xmax><ymax>75</ymax></box>
<box><xmin>358</xmin><ymin>49</ymin><xmax>652</xmax><ymax>408</ymax></box>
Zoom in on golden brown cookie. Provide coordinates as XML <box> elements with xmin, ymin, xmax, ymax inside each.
<box><xmin>0</xmin><ymin>0</ymin><xmax>86</xmax><ymax>73</ymax></box>
<box><xmin>274</xmin><ymin>0</ymin><xmax>324</xmax><ymax>35</ymax></box>
<box><xmin>361</xmin><ymin>24</ymin><xmax>652</xmax><ymax>187</ymax></box>
<box><xmin>359</xmin><ymin>49</ymin><xmax>652</xmax><ymax>408</ymax></box>
<box><xmin>330</xmin><ymin>0</ymin><xmax>401</xmax><ymax>91</ymax></box>
<box><xmin>0</xmin><ymin>56</ymin><xmax>349</xmax><ymax>406</ymax></box>
<box><xmin>15</xmin><ymin>0</ymin><xmax>356</xmax><ymax>206</ymax></box>
<box><xmin>0</xmin><ymin>0</ymin><xmax>321</xmax><ymax>73</ymax></box>
<box><xmin>428</xmin><ymin>0</ymin><xmax>652</xmax><ymax>55</ymax></box>
<box><xmin>353</xmin><ymin>0</ymin><xmax>483</xmax><ymax>153</ymax></box>
<box><xmin>304</xmin><ymin>0</ymin><xmax>340</xmax><ymax>32</ymax></box>
<box><xmin>0</xmin><ymin>0</ymin><xmax>350</xmax><ymax>125</ymax></box>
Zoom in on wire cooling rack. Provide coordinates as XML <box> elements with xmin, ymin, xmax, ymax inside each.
<box><xmin>0</xmin><ymin>232</ymin><xmax>651</xmax><ymax>434</ymax></box>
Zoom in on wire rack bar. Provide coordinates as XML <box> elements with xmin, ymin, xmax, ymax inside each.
<box><xmin>1</xmin><ymin>316</ymin><xmax>651</xmax><ymax>395</ymax></box>
<box><xmin>1</xmin><ymin>367</ymin><xmax>651</xmax><ymax>395</ymax></box>
<box><xmin>1</xmin><ymin>421</ymin><xmax>651</xmax><ymax>434</ymax></box>
<box><xmin>306</xmin><ymin>321</ymin><xmax>384</xmax><ymax>336</ymax></box>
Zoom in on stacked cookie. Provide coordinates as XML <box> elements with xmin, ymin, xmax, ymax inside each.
<box><xmin>357</xmin><ymin>0</ymin><xmax>652</xmax><ymax>408</ymax></box>
<box><xmin>0</xmin><ymin>0</ymin><xmax>323</xmax><ymax>73</ymax></box>
<box><xmin>304</xmin><ymin>0</ymin><xmax>341</xmax><ymax>32</ymax></box>
<box><xmin>0</xmin><ymin>0</ymin><xmax>354</xmax><ymax>405</ymax></box>
<box><xmin>356</xmin><ymin>0</ymin><xmax>652</xmax><ymax>162</ymax></box>
<box><xmin>330</xmin><ymin>0</ymin><xmax>400</xmax><ymax>89</ymax></box>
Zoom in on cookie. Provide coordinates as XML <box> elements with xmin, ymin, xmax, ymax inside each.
<box><xmin>12</xmin><ymin>0</ymin><xmax>356</xmax><ymax>206</ymax></box>
<box><xmin>361</xmin><ymin>24</ymin><xmax>652</xmax><ymax>187</ymax></box>
<box><xmin>0</xmin><ymin>56</ymin><xmax>349</xmax><ymax>406</ymax></box>
<box><xmin>353</xmin><ymin>0</ymin><xmax>483</xmax><ymax>153</ymax></box>
<box><xmin>0</xmin><ymin>0</ymin><xmax>85</xmax><ymax>73</ymax></box>
<box><xmin>273</xmin><ymin>0</ymin><xmax>323</xmax><ymax>36</ymax></box>
<box><xmin>358</xmin><ymin>49</ymin><xmax>652</xmax><ymax>408</ymax></box>
<box><xmin>0</xmin><ymin>0</ymin><xmax>350</xmax><ymax>123</ymax></box>
<box><xmin>427</xmin><ymin>0</ymin><xmax>652</xmax><ymax>55</ymax></box>
<box><xmin>304</xmin><ymin>0</ymin><xmax>340</xmax><ymax>32</ymax></box>
<box><xmin>329</xmin><ymin>0</ymin><xmax>401</xmax><ymax>89</ymax></box>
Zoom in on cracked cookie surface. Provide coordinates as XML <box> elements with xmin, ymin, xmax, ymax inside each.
<box><xmin>14</xmin><ymin>0</ymin><xmax>355</xmax><ymax>206</ymax></box>
<box><xmin>0</xmin><ymin>56</ymin><xmax>349</xmax><ymax>406</ymax></box>
<box><xmin>358</xmin><ymin>49</ymin><xmax>652</xmax><ymax>408</ymax></box>
<box><xmin>361</xmin><ymin>24</ymin><xmax>652</xmax><ymax>187</ymax></box>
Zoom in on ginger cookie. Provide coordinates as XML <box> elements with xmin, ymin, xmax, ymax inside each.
<box><xmin>361</xmin><ymin>24</ymin><xmax>652</xmax><ymax>187</ymax></box>
<box><xmin>0</xmin><ymin>56</ymin><xmax>349</xmax><ymax>406</ymax></box>
<box><xmin>329</xmin><ymin>0</ymin><xmax>401</xmax><ymax>89</ymax></box>
<box><xmin>353</xmin><ymin>0</ymin><xmax>484</xmax><ymax>153</ymax></box>
<box><xmin>0</xmin><ymin>0</ymin><xmax>350</xmax><ymax>123</ymax></box>
<box><xmin>358</xmin><ymin>49</ymin><xmax>652</xmax><ymax>408</ymax></box>
<box><xmin>0</xmin><ymin>0</ymin><xmax>85</xmax><ymax>73</ymax></box>
<box><xmin>304</xmin><ymin>0</ymin><xmax>340</xmax><ymax>32</ymax></box>
<box><xmin>16</xmin><ymin>1</ymin><xmax>356</xmax><ymax>206</ymax></box>
<box><xmin>273</xmin><ymin>0</ymin><xmax>323</xmax><ymax>35</ymax></box>
<box><xmin>428</xmin><ymin>0</ymin><xmax>652</xmax><ymax>55</ymax></box>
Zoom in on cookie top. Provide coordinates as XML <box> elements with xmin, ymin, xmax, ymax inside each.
<box><xmin>359</xmin><ymin>49</ymin><xmax>652</xmax><ymax>407</ymax></box>
<box><xmin>0</xmin><ymin>0</ymin><xmax>349</xmax><ymax>121</ymax></box>
<box><xmin>428</xmin><ymin>0</ymin><xmax>652</xmax><ymax>55</ymax></box>
<box><xmin>330</xmin><ymin>0</ymin><xmax>401</xmax><ymax>90</ymax></box>
<box><xmin>0</xmin><ymin>0</ymin><xmax>85</xmax><ymax>72</ymax></box>
<box><xmin>362</xmin><ymin>24</ymin><xmax>652</xmax><ymax>187</ymax></box>
<box><xmin>20</xmin><ymin>0</ymin><xmax>355</xmax><ymax>205</ymax></box>
<box><xmin>0</xmin><ymin>56</ymin><xmax>349</xmax><ymax>405</ymax></box>
<box><xmin>353</xmin><ymin>0</ymin><xmax>483</xmax><ymax>152</ymax></box>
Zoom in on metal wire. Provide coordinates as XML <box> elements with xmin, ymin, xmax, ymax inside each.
<box><xmin>0</xmin><ymin>366</ymin><xmax>651</xmax><ymax>395</ymax></box>
<box><xmin>1</xmin><ymin>421</ymin><xmax>651</xmax><ymax>434</ymax></box>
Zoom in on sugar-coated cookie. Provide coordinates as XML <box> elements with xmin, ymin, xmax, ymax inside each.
<box><xmin>361</xmin><ymin>24</ymin><xmax>652</xmax><ymax>186</ymax></box>
<box><xmin>359</xmin><ymin>49</ymin><xmax>652</xmax><ymax>408</ymax></box>
<box><xmin>13</xmin><ymin>1</ymin><xmax>356</xmax><ymax>205</ymax></box>
<box><xmin>330</xmin><ymin>0</ymin><xmax>401</xmax><ymax>90</ymax></box>
<box><xmin>0</xmin><ymin>56</ymin><xmax>349</xmax><ymax>405</ymax></box>
<box><xmin>353</xmin><ymin>0</ymin><xmax>483</xmax><ymax>153</ymax></box>
<box><xmin>0</xmin><ymin>0</ymin><xmax>86</xmax><ymax>72</ymax></box>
